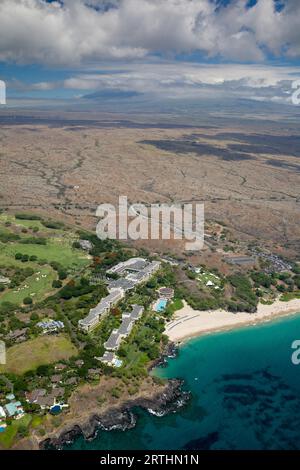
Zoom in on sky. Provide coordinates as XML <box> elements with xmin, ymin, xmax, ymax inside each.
<box><xmin>0</xmin><ymin>0</ymin><xmax>300</xmax><ymax>108</ymax></box>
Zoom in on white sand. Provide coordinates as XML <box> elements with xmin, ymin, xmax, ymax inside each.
<box><xmin>165</xmin><ymin>298</ymin><xmax>300</xmax><ymax>343</ymax></box>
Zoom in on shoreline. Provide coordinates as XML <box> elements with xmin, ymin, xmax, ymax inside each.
<box><xmin>9</xmin><ymin>377</ymin><xmax>189</xmax><ymax>450</ymax></box>
<box><xmin>165</xmin><ymin>298</ymin><xmax>300</xmax><ymax>344</ymax></box>
<box><xmin>38</xmin><ymin>378</ymin><xmax>189</xmax><ymax>451</ymax></box>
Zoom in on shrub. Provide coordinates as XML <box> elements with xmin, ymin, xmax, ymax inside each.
<box><xmin>52</xmin><ymin>280</ymin><xmax>63</xmax><ymax>289</ymax></box>
<box><xmin>15</xmin><ymin>213</ymin><xmax>41</xmax><ymax>221</ymax></box>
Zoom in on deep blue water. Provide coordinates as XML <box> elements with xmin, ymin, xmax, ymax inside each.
<box><xmin>66</xmin><ymin>313</ymin><xmax>300</xmax><ymax>450</ymax></box>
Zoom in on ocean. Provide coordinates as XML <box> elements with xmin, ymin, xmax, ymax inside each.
<box><xmin>66</xmin><ymin>313</ymin><xmax>300</xmax><ymax>450</ymax></box>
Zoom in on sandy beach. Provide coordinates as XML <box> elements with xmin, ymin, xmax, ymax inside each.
<box><xmin>165</xmin><ymin>298</ymin><xmax>300</xmax><ymax>343</ymax></box>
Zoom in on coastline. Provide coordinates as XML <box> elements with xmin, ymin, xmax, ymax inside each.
<box><xmin>39</xmin><ymin>379</ymin><xmax>189</xmax><ymax>451</ymax></box>
<box><xmin>10</xmin><ymin>376</ymin><xmax>189</xmax><ymax>450</ymax></box>
<box><xmin>165</xmin><ymin>298</ymin><xmax>300</xmax><ymax>344</ymax></box>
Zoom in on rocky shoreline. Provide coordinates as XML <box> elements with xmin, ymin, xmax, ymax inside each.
<box><xmin>40</xmin><ymin>377</ymin><xmax>190</xmax><ymax>450</ymax></box>
<box><xmin>149</xmin><ymin>342</ymin><xmax>179</xmax><ymax>370</ymax></box>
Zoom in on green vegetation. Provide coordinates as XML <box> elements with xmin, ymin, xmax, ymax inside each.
<box><xmin>15</xmin><ymin>213</ymin><xmax>42</xmax><ymax>221</ymax></box>
<box><xmin>0</xmin><ymin>212</ymin><xmax>90</xmax><ymax>310</ymax></box>
<box><xmin>0</xmin><ymin>415</ymin><xmax>32</xmax><ymax>449</ymax></box>
<box><xmin>0</xmin><ymin>334</ymin><xmax>78</xmax><ymax>375</ymax></box>
<box><xmin>0</xmin><ymin>239</ymin><xmax>88</xmax><ymax>270</ymax></box>
<box><xmin>280</xmin><ymin>291</ymin><xmax>300</xmax><ymax>302</ymax></box>
<box><xmin>0</xmin><ymin>266</ymin><xmax>56</xmax><ymax>305</ymax></box>
<box><xmin>164</xmin><ymin>298</ymin><xmax>184</xmax><ymax>319</ymax></box>
<box><xmin>227</xmin><ymin>274</ymin><xmax>257</xmax><ymax>312</ymax></box>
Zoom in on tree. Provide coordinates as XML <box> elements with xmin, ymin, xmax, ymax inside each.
<box><xmin>23</xmin><ymin>296</ymin><xmax>33</xmax><ymax>305</ymax></box>
<box><xmin>30</xmin><ymin>312</ymin><xmax>39</xmax><ymax>321</ymax></box>
<box><xmin>52</xmin><ymin>280</ymin><xmax>62</xmax><ymax>289</ymax></box>
<box><xmin>58</xmin><ymin>270</ymin><xmax>67</xmax><ymax>280</ymax></box>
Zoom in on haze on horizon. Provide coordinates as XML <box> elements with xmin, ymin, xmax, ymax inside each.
<box><xmin>0</xmin><ymin>0</ymin><xmax>300</xmax><ymax>114</ymax></box>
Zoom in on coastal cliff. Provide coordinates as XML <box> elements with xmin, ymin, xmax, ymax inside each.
<box><xmin>39</xmin><ymin>378</ymin><xmax>190</xmax><ymax>449</ymax></box>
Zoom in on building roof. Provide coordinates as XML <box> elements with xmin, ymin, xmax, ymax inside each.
<box><xmin>104</xmin><ymin>288</ymin><xmax>124</xmax><ymax>303</ymax></box>
<box><xmin>51</xmin><ymin>387</ymin><xmax>64</xmax><ymax>397</ymax></box>
<box><xmin>127</xmin><ymin>271</ymin><xmax>147</xmax><ymax>282</ymax></box>
<box><xmin>37</xmin><ymin>320</ymin><xmax>64</xmax><ymax>330</ymax></box>
<box><xmin>130</xmin><ymin>304</ymin><xmax>144</xmax><ymax>320</ymax></box>
<box><xmin>104</xmin><ymin>330</ymin><xmax>122</xmax><ymax>351</ymax></box>
<box><xmin>65</xmin><ymin>377</ymin><xmax>77</xmax><ymax>385</ymax></box>
<box><xmin>122</xmin><ymin>305</ymin><xmax>144</xmax><ymax>321</ymax></box>
<box><xmin>158</xmin><ymin>287</ymin><xmax>174</xmax><ymax>297</ymax></box>
<box><xmin>125</xmin><ymin>259</ymin><xmax>148</xmax><ymax>272</ymax></box>
<box><xmin>118</xmin><ymin>317</ymin><xmax>133</xmax><ymax>336</ymax></box>
<box><xmin>36</xmin><ymin>395</ymin><xmax>56</xmax><ymax>408</ymax></box>
<box><xmin>5</xmin><ymin>401</ymin><xmax>23</xmax><ymax>417</ymax></box>
<box><xmin>100</xmin><ymin>351</ymin><xmax>115</xmax><ymax>364</ymax></box>
<box><xmin>108</xmin><ymin>278</ymin><xmax>135</xmax><ymax>292</ymax></box>
<box><xmin>25</xmin><ymin>389</ymin><xmax>46</xmax><ymax>403</ymax></box>
<box><xmin>6</xmin><ymin>328</ymin><xmax>28</xmax><ymax>340</ymax></box>
<box><xmin>51</xmin><ymin>375</ymin><xmax>62</xmax><ymax>383</ymax></box>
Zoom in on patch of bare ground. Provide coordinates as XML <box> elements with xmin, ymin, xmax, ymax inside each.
<box><xmin>0</xmin><ymin>122</ymin><xmax>299</xmax><ymax>257</ymax></box>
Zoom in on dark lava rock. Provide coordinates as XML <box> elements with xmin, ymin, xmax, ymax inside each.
<box><xmin>41</xmin><ymin>379</ymin><xmax>190</xmax><ymax>449</ymax></box>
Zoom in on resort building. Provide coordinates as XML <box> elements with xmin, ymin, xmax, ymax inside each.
<box><xmin>127</xmin><ymin>304</ymin><xmax>144</xmax><ymax>321</ymax></box>
<box><xmin>79</xmin><ymin>257</ymin><xmax>160</xmax><ymax>333</ymax></box>
<box><xmin>108</xmin><ymin>278</ymin><xmax>136</xmax><ymax>292</ymax></box>
<box><xmin>37</xmin><ymin>320</ymin><xmax>64</xmax><ymax>334</ymax></box>
<box><xmin>157</xmin><ymin>287</ymin><xmax>175</xmax><ymax>300</ymax></box>
<box><xmin>107</xmin><ymin>258</ymin><xmax>160</xmax><ymax>285</ymax></box>
<box><xmin>106</xmin><ymin>257</ymin><xmax>148</xmax><ymax>275</ymax></box>
<box><xmin>99</xmin><ymin>351</ymin><xmax>116</xmax><ymax>366</ymax></box>
<box><xmin>104</xmin><ymin>329</ymin><xmax>123</xmax><ymax>351</ymax></box>
<box><xmin>79</xmin><ymin>287</ymin><xmax>124</xmax><ymax>332</ymax></box>
<box><xmin>25</xmin><ymin>389</ymin><xmax>47</xmax><ymax>404</ymax></box>
<box><xmin>98</xmin><ymin>351</ymin><xmax>123</xmax><ymax>368</ymax></box>
<box><xmin>99</xmin><ymin>304</ymin><xmax>144</xmax><ymax>366</ymax></box>
<box><xmin>4</xmin><ymin>401</ymin><xmax>24</xmax><ymax>419</ymax></box>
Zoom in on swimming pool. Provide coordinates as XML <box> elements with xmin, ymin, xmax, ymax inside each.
<box><xmin>155</xmin><ymin>299</ymin><xmax>168</xmax><ymax>312</ymax></box>
<box><xmin>50</xmin><ymin>405</ymin><xmax>62</xmax><ymax>415</ymax></box>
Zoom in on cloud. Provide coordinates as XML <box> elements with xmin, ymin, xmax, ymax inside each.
<box><xmin>19</xmin><ymin>62</ymin><xmax>298</xmax><ymax>105</ymax></box>
<box><xmin>0</xmin><ymin>0</ymin><xmax>300</xmax><ymax>66</ymax></box>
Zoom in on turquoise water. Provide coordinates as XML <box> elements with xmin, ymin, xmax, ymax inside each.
<box><xmin>155</xmin><ymin>299</ymin><xmax>168</xmax><ymax>312</ymax></box>
<box><xmin>66</xmin><ymin>313</ymin><xmax>300</xmax><ymax>450</ymax></box>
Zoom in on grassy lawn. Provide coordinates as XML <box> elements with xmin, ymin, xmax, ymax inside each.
<box><xmin>0</xmin><ymin>213</ymin><xmax>90</xmax><ymax>271</ymax></box>
<box><xmin>166</xmin><ymin>298</ymin><xmax>184</xmax><ymax>315</ymax></box>
<box><xmin>280</xmin><ymin>291</ymin><xmax>300</xmax><ymax>302</ymax></box>
<box><xmin>0</xmin><ymin>265</ymin><xmax>57</xmax><ymax>305</ymax></box>
<box><xmin>0</xmin><ymin>213</ymin><xmax>58</xmax><ymax>233</ymax></box>
<box><xmin>122</xmin><ymin>344</ymin><xmax>149</xmax><ymax>370</ymax></box>
<box><xmin>0</xmin><ymin>239</ymin><xmax>89</xmax><ymax>270</ymax></box>
<box><xmin>0</xmin><ymin>414</ymin><xmax>32</xmax><ymax>449</ymax></box>
<box><xmin>0</xmin><ymin>219</ymin><xmax>90</xmax><ymax>308</ymax></box>
<box><xmin>197</xmin><ymin>270</ymin><xmax>222</xmax><ymax>289</ymax></box>
<box><xmin>0</xmin><ymin>334</ymin><xmax>78</xmax><ymax>375</ymax></box>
